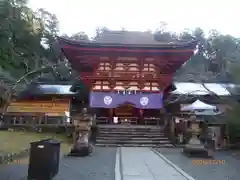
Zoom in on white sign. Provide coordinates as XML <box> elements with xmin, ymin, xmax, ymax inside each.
<box><xmin>103</xmin><ymin>96</ymin><xmax>112</xmax><ymax>105</ymax></box>
<box><xmin>140</xmin><ymin>97</ymin><xmax>149</xmax><ymax>106</ymax></box>
<box><xmin>113</xmin><ymin>117</ymin><xmax>118</xmax><ymax>124</ymax></box>
<box><xmin>175</xmin><ymin>118</ymin><xmax>180</xmax><ymax>123</ymax></box>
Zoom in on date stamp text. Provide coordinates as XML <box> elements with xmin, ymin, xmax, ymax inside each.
<box><xmin>192</xmin><ymin>159</ymin><xmax>225</xmax><ymax>165</ymax></box>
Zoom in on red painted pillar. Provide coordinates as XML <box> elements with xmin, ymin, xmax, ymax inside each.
<box><xmin>139</xmin><ymin>109</ymin><xmax>144</xmax><ymax>125</ymax></box>
<box><xmin>109</xmin><ymin>108</ymin><xmax>113</xmax><ymax>124</ymax></box>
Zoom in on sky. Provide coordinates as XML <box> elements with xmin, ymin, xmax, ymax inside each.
<box><xmin>29</xmin><ymin>0</ymin><xmax>239</xmax><ymax>38</ymax></box>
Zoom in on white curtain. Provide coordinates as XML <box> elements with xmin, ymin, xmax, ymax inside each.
<box><xmin>65</xmin><ymin>111</ymin><xmax>70</xmax><ymax>123</ymax></box>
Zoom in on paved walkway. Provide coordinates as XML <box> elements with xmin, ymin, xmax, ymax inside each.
<box><xmin>0</xmin><ymin>147</ymin><xmax>117</xmax><ymax>180</ymax></box>
<box><xmin>157</xmin><ymin>148</ymin><xmax>240</xmax><ymax>180</ymax></box>
<box><xmin>1</xmin><ymin>147</ymin><xmax>198</xmax><ymax>180</ymax></box>
<box><xmin>116</xmin><ymin>147</ymin><xmax>195</xmax><ymax>180</ymax></box>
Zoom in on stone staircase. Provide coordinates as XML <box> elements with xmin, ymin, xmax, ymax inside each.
<box><xmin>95</xmin><ymin>125</ymin><xmax>173</xmax><ymax>147</ymax></box>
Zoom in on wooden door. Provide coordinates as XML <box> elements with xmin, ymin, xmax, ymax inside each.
<box><xmin>115</xmin><ymin>104</ymin><xmax>134</xmax><ymax>117</ymax></box>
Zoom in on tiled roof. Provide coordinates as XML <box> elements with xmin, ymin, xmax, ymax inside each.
<box><xmin>58</xmin><ymin>30</ymin><xmax>197</xmax><ymax>48</ymax></box>
<box><xmin>172</xmin><ymin>82</ymin><xmax>231</xmax><ymax>96</ymax></box>
<box><xmin>22</xmin><ymin>84</ymin><xmax>75</xmax><ymax>95</ymax></box>
<box><xmin>37</xmin><ymin>84</ymin><xmax>75</xmax><ymax>94</ymax></box>
<box><xmin>223</xmin><ymin>84</ymin><xmax>240</xmax><ymax>95</ymax></box>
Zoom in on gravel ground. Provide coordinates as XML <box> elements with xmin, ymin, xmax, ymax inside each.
<box><xmin>156</xmin><ymin>148</ymin><xmax>240</xmax><ymax>180</ymax></box>
<box><xmin>0</xmin><ymin>147</ymin><xmax>117</xmax><ymax>180</ymax></box>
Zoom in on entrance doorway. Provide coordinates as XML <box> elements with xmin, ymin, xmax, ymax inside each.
<box><xmin>114</xmin><ymin>104</ymin><xmax>138</xmax><ymax>124</ymax></box>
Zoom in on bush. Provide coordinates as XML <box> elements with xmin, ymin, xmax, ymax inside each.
<box><xmin>226</xmin><ymin>105</ymin><xmax>240</xmax><ymax>145</ymax></box>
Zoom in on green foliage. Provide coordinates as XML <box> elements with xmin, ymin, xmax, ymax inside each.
<box><xmin>0</xmin><ymin>0</ymin><xmax>42</xmax><ymax>76</ymax></box>
<box><xmin>0</xmin><ymin>0</ymin><xmax>76</xmax><ymax>90</ymax></box>
<box><xmin>152</xmin><ymin>23</ymin><xmax>240</xmax><ymax>82</ymax></box>
<box><xmin>70</xmin><ymin>32</ymin><xmax>90</xmax><ymax>41</ymax></box>
<box><xmin>226</xmin><ymin>105</ymin><xmax>240</xmax><ymax>143</ymax></box>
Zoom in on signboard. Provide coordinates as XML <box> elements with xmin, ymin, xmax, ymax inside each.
<box><xmin>90</xmin><ymin>92</ymin><xmax>163</xmax><ymax>109</ymax></box>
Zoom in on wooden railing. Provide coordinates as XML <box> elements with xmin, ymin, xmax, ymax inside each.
<box><xmin>96</xmin><ymin>116</ymin><xmax>139</xmax><ymax>125</ymax></box>
<box><xmin>0</xmin><ymin>113</ymin><xmax>74</xmax><ymax>130</ymax></box>
<box><xmin>143</xmin><ymin>117</ymin><xmax>162</xmax><ymax>126</ymax></box>
<box><xmin>0</xmin><ymin>114</ymin><xmax>164</xmax><ymax>128</ymax></box>
<box><xmin>96</xmin><ymin>117</ymin><xmax>109</xmax><ymax>124</ymax></box>
<box><xmin>119</xmin><ymin>117</ymin><xmax>138</xmax><ymax>124</ymax></box>
<box><xmin>96</xmin><ymin>116</ymin><xmax>163</xmax><ymax>125</ymax></box>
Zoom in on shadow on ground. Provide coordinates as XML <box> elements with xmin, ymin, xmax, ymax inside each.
<box><xmin>157</xmin><ymin>148</ymin><xmax>240</xmax><ymax>180</ymax></box>
<box><xmin>0</xmin><ymin>147</ymin><xmax>117</xmax><ymax>180</ymax></box>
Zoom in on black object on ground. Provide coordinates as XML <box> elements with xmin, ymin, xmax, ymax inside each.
<box><xmin>27</xmin><ymin>139</ymin><xmax>61</xmax><ymax>180</ymax></box>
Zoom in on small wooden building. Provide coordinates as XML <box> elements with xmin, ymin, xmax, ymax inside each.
<box><xmin>4</xmin><ymin>83</ymin><xmax>75</xmax><ymax>126</ymax></box>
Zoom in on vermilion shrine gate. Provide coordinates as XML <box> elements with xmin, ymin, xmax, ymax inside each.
<box><xmin>57</xmin><ymin>31</ymin><xmax>197</xmax><ymax>125</ymax></box>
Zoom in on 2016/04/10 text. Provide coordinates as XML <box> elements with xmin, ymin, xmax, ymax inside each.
<box><xmin>192</xmin><ymin>160</ymin><xmax>225</xmax><ymax>165</ymax></box>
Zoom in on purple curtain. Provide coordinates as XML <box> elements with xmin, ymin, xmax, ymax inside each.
<box><xmin>89</xmin><ymin>92</ymin><xmax>163</xmax><ymax>109</ymax></box>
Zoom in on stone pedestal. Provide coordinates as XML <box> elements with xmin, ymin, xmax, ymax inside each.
<box><xmin>183</xmin><ymin>117</ymin><xmax>213</xmax><ymax>157</ymax></box>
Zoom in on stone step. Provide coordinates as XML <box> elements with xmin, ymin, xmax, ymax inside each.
<box><xmin>98</xmin><ymin>135</ymin><xmax>166</xmax><ymax>139</ymax></box>
<box><xmin>97</xmin><ymin>136</ymin><xmax>168</xmax><ymax>140</ymax></box>
<box><xmin>95</xmin><ymin>143</ymin><xmax>174</xmax><ymax>148</ymax></box>
<box><xmin>98</xmin><ymin>125</ymin><xmax>162</xmax><ymax>129</ymax></box>
<box><xmin>99</xmin><ymin>127</ymin><xmax>162</xmax><ymax>131</ymax></box>
<box><xmin>96</xmin><ymin>140</ymin><xmax>171</xmax><ymax>144</ymax></box>
<box><xmin>96</xmin><ymin>125</ymin><xmax>172</xmax><ymax>148</ymax></box>
<box><xmin>98</xmin><ymin>134</ymin><xmax>165</xmax><ymax>138</ymax></box>
<box><xmin>99</xmin><ymin>131</ymin><xmax>164</xmax><ymax>135</ymax></box>
<box><xmin>99</xmin><ymin>131</ymin><xmax>162</xmax><ymax>134</ymax></box>
<box><xmin>99</xmin><ymin>128</ymin><xmax>162</xmax><ymax>132</ymax></box>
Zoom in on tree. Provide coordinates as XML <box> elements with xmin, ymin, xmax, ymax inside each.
<box><xmin>94</xmin><ymin>27</ymin><xmax>109</xmax><ymax>40</ymax></box>
<box><xmin>154</xmin><ymin>22</ymin><xmax>178</xmax><ymax>42</ymax></box>
<box><xmin>175</xmin><ymin>29</ymin><xmax>240</xmax><ymax>83</ymax></box>
<box><xmin>174</xmin><ymin>28</ymin><xmax>211</xmax><ymax>82</ymax></box>
<box><xmin>0</xmin><ymin>0</ymin><xmax>43</xmax><ymax>76</ymax></box>
<box><xmin>0</xmin><ymin>0</ymin><xmax>76</xmax><ymax>111</ymax></box>
<box><xmin>70</xmin><ymin>32</ymin><xmax>90</xmax><ymax>41</ymax></box>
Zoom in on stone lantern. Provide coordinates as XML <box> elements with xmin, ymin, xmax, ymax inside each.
<box><xmin>183</xmin><ymin>115</ymin><xmax>213</xmax><ymax>157</ymax></box>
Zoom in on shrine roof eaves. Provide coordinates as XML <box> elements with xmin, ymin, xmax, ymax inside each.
<box><xmin>171</xmin><ymin>82</ymin><xmax>232</xmax><ymax>96</ymax></box>
<box><xmin>37</xmin><ymin>84</ymin><xmax>75</xmax><ymax>95</ymax></box>
<box><xmin>19</xmin><ymin>84</ymin><xmax>75</xmax><ymax>97</ymax></box>
<box><xmin>57</xmin><ymin>36</ymin><xmax>198</xmax><ymax>50</ymax></box>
